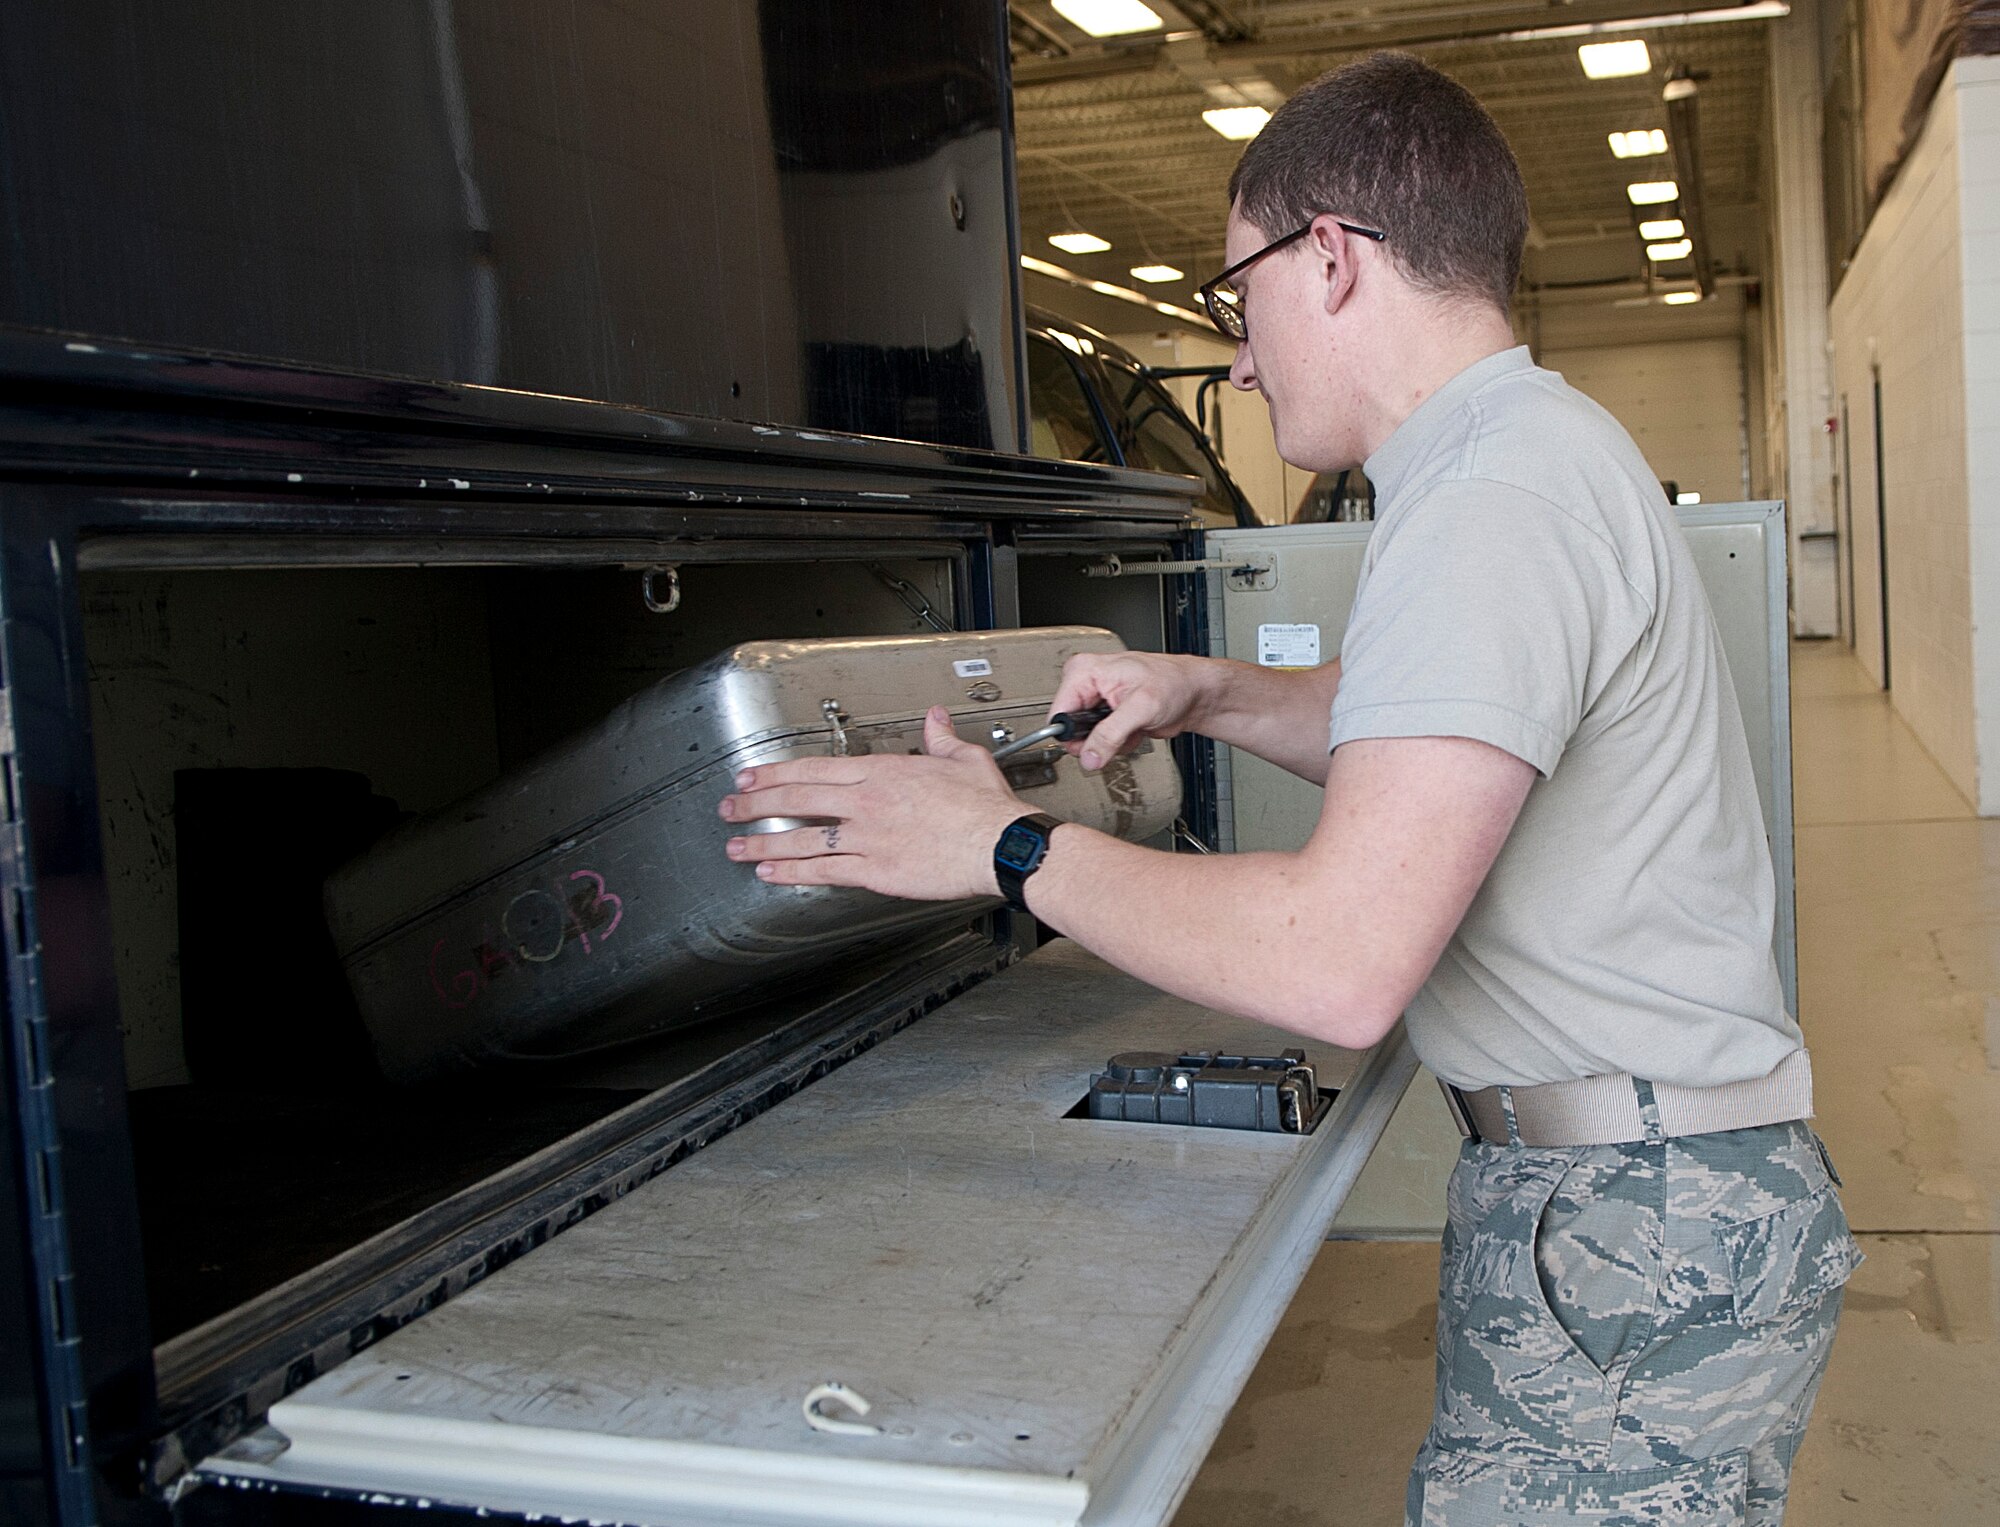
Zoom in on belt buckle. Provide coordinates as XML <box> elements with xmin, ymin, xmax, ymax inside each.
<box><xmin>1437</xmin><ymin>1080</ymin><xmax>1480</xmax><ymax>1142</ymax></box>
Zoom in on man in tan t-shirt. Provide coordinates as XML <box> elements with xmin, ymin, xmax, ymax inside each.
<box><xmin>721</xmin><ymin>51</ymin><xmax>1855</xmax><ymax>1526</ymax></box>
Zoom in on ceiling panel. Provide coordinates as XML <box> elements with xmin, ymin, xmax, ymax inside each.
<box><xmin>1012</xmin><ymin>0</ymin><xmax>1771</xmax><ymax>338</ymax></box>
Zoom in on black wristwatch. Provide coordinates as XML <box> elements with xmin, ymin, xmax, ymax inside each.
<box><xmin>993</xmin><ymin>812</ymin><xmax>1064</xmax><ymax>912</ymax></box>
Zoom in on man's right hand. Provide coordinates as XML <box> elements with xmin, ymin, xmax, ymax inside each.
<box><xmin>1048</xmin><ymin>651</ymin><xmax>1222</xmax><ymax>771</ymax></box>
<box><xmin>1051</xmin><ymin>649</ymin><xmax>1347</xmax><ymax>787</ymax></box>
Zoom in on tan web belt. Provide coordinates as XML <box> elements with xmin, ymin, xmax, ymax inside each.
<box><xmin>1440</xmin><ymin>1049</ymin><xmax>1814</xmax><ymax>1148</ymax></box>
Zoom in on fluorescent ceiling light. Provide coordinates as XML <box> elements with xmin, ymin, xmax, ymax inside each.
<box><xmin>1051</xmin><ymin>0</ymin><xmax>1163</xmax><ymax>37</ymax></box>
<box><xmin>1203</xmin><ymin>106</ymin><xmax>1272</xmax><ymax>140</ymax></box>
<box><xmin>1662</xmin><ymin>290</ymin><xmax>1702</xmax><ymax>305</ymax></box>
<box><xmin>1647</xmin><ymin>239</ymin><xmax>1694</xmax><ymax>260</ymax></box>
<box><xmin>1579</xmin><ymin>39</ymin><xmax>1651</xmax><ymax>78</ymax></box>
<box><xmin>1638</xmin><ymin>217</ymin><xmax>1686</xmax><ymax>239</ymax></box>
<box><xmin>1627</xmin><ymin>180</ymin><xmax>1680</xmax><ymax>205</ymax></box>
<box><xmin>1049</xmin><ymin>231</ymin><xmax>1111</xmax><ymax>255</ymax></box>
<box><xmin>1129</xmin><ymin>264</ymin><xmax>1184</xmax><ymax>283</ymax></box>
<box><xmin>1020</xmin><ymin>254</ymin><xmax>1209</xmax><ymax>327</ymax></box>
<box><xmin>1675</xmin><ymin>491</ymin><xmax>1703</xmax><ymax>503</ymax></box>
<box><xmin>1502</xmin><ymin>2</ymin><xmax>1787</xmax><ymax>42</ymax></box>
<box><xmin>1609</xmin><ymin>129</ymin><xmax>1668</xmax><ymax>158</ymax></box>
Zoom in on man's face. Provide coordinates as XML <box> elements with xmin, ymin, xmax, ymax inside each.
<box><xmin>1222</xmin><ymin>203</ymin><xmax>1362</xmax><ymax>472</ymax></box>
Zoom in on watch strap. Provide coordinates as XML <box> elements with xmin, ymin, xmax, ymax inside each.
<box><xmin>993</xmin><ymin>812</ymin><xmax>1064</xmax><ymax>913</ymax></box>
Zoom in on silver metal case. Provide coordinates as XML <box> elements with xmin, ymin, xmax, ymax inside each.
<box><xmin>324</xmin><ymin>627</ymin><xmax>1180</xmax><ymax>1082</ymax></box>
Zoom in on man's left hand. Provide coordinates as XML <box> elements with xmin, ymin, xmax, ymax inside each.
<box><xmin>720</xmin><ymin>706</ymin><xmax>1026</xmax><ymax>900</ymax></box>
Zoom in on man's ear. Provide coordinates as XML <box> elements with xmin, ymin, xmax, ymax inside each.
<box><xmin>1309</xmin><ymin>214</ymin><xmax>1360</xmax><ymax>318</ymax></box>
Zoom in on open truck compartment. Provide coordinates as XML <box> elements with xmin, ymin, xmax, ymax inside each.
<box><xmin>8</xmin><ymin>324</ymin><xmax>1401</xmax><ymax>1527</ymax></box>
<box><xmin>84</xmin><ymin>555</ymin><xmax>975</xmax><ymax>1343</ymax></box>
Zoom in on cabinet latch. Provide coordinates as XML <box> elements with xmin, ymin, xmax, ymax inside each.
<box><xmin>1081</xmin><ymin>554</ymin><xmax>1275</xmax><ymax>590</ymax></box>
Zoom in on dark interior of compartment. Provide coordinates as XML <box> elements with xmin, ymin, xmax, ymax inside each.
<box><xmin>128</xmin><ymin>1081</ymin><xmax>647</xmax><ymax>1338</ymax></box>
<box><xmin>175</xmin><ymin>767</ymin><xmax>406</xmax><ymax>1088</ymax></box>
<box><xmin>82</xmin><ymin>557</ymin><xmax>955</xmax><ymax>1344</ymax></box>
<box><xmin>126</xmin><ymin>941</ymin><xmax>967</xmax><ymax>1341</ymax></box>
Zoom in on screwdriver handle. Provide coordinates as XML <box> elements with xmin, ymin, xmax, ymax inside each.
<box><xmin>1049</xmin><ymin>701</ymin><xmax>1113</xmax><ymax>742</ymax></box>
<box><xmin>988</xmin><ymin>702</ymin><xmax>1115</xmax><ymax>763</ymax></box>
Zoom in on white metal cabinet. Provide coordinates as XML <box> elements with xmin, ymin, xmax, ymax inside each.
<box><xmin>1203</xmin><ymin>502</ymin><xmax>1797</xmax><ymax>1235</ymax></box>
<box><xmin>202</xmin><ymin>942</ymin><xmax>1417</xmax><ymax>1526</ymax></box>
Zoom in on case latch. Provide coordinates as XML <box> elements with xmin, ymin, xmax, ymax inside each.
<box><xmin>997</xmin><ymin>749</ymin><xmax>1062</xmax><ymax>790</ymax></box>
<box><xmin>821</xmin><ymin>698</ymin><xmax>856</xmax><ymax>757</ymax></box>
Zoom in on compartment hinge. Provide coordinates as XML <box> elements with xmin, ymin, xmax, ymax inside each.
<box><xmin>1082</xmin><ymin>554</ymin><xmax>1274</xmax><ymax>590</ymax></box>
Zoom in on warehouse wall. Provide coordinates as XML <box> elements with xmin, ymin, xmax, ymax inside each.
<box><xmin>1541</xmin><ymin>338</ymin><xmax>1749</xmax><ymax>505</ymax></box>
<box><xmin>1960</xmin><ymin>60</ymin><xmax>2000</xmax><ymax>815</ymax></box>
<box><xmin>1133</xmin><ymin>329</ymin><xmax>1757</xmax><ymax>527</ymax></box>
<box><xmin>1828</xmin><ymin>57</ymin><xmax>2000</xmax><ymax>809</ymax></box>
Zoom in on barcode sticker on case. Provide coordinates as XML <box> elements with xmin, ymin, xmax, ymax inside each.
<box><xmin>1256</xmin><ymin>623</ymin><xmax>1321</xmax><ymax>669</ymax></box>
<box><xmin>953</xmin><ymin>658</ymin><xmax>994</xmax><ymax>679</ymax></box>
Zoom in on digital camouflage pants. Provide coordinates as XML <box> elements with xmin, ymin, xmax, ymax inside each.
<box><xmin>1407</xmin><ymin>1118</ymin><xmax>1861</xmax><ymax>1526</ymax></box>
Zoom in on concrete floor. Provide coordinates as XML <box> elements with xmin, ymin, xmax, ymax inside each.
<box><xmin>1174</xmin><ymin>639</ymin><xmax>2000</xmax><ymax>1524</ymax></box>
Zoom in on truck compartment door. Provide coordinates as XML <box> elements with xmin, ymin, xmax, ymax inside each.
<box><xmin>199</xmin><ymin>943</ymin><xmax>1417</xmax><ymax>1527</ymax></box>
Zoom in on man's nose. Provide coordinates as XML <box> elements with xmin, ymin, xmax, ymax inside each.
<box><xmin>1228</xmin><ymin>341</ymin><xmax>1257</xmax><ymax>392</ymax></box>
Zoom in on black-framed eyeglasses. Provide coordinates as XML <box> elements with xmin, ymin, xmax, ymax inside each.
<box><xmin>1198</xmin><ymin>218</ymin><xmax>1388</xmax><ymax>342</ymax></box>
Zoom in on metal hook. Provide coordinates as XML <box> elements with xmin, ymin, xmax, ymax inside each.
<box><xmin>641</xmin><ymin>564</ymin><xmax>681</xmax><ymax>614</ymax></box>
<box><xmin>802</xmin><ymin>1381</ymin><xmax>881</xmax><ymax>1437</ymax></box>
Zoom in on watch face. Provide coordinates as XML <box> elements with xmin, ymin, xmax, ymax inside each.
<box><xmin>996</xmin><ymin>822</ymin><xmax>1043</xmax><ymax>870</ymax></box>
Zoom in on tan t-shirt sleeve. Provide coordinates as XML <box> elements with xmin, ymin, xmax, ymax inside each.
<box><xmin>1328</xmin><ymin>479</ymin><xmax>1653</xmax><ymax>776</ymax></box>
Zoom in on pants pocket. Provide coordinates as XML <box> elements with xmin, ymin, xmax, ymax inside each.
<box><xmin>1533</xmin><ymin>1156</ymin><xmax>1662</xmax><ymax>1377</ymax></box>
<box><xmin>1409</xmin><ymin>1449</ymin><xmax>1749</xmax><ymax>1526</ymax></box>
<box><xmin>1435</xmin><ymin>1151</ymin><xmax>1619</xmax><ymax>1461</ymax></box>
<box><xmin>1719</xmin><ymin>1183</ymin><xmax>1862</xmax><ymax>1326</ymax></box>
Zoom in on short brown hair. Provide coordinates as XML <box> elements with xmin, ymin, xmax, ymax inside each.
<box><xmin>1227</xmin><ymin>52</ymin><xmax>1528</xmax><ymax>310</ymax></box>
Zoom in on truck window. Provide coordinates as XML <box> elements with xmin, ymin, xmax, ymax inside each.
<box><xmin>1103</xmin><ymin>362</ymin><xmax>1243</xmax><ymax>528</ymax></box>
<box><xmin>1027</xmin><ymin>337</ymin><xmax>1112</xmax><ymax>462</ymax></box>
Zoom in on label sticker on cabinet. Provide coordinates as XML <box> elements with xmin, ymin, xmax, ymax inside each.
<box><xmin>953</xmin><ymin>658</ymin><xmax>994</xmax><ymax>679</ymax></box>
<box><xmin>1256</xmin><ymin>623</ymin><xmax>1321</xmax><ymax>669</ymax></box>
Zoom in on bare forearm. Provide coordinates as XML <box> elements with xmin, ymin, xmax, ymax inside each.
<box><xmin>1008</xmin><ymin>737</ymin><xmax>1531</xmax><ymax>1048</ymax></box>
<box><xmin>1019</xmin><ymin>822</ymin><xmax>1399</xmax><ymax>1049</ymax></box>
<box><xmin>1190</xmin><ymin>657</ymin><xmax>1343</xmax><ymax>785</ymax></box>
<box><xmin>726</xmin><ymin>735</ymin><xmax>1531</xmax><ymax>1052</ymax></box>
